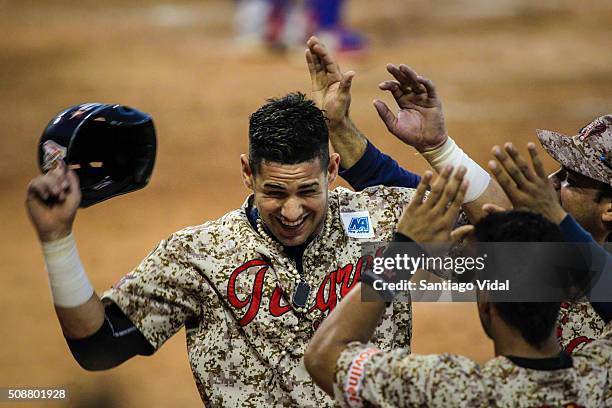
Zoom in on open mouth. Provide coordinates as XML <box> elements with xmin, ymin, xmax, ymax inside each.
<box><xmin>278</xmin><ymin>215</ymin><xmax>308</xmax><ymax>230</ymax></box>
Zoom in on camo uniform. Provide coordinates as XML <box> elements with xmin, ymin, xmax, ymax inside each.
<box><xmin>102</xmin><ymin>186</ymin><xmax>414</xmax><ymax>407</ymax></box>
<box><xmin>538</xmin><ymin>115</ymin><xmax>612</xmax><ymax>355</ymax></box>
<box><xmin>557</xmin><ymin>301</ymin><xmax>606</xmax><ymax>354</ymax></box>
<box><xmin>334</xmin><ymin>321</ymin><xmax>612</xmax><ymax>408</ymax></box>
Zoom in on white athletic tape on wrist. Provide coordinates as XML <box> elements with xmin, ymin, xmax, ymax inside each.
<box><xmin>421</xmin><ymin>137</ymin><xmax>490</xmax><ymax>203</ymax></box>
<box><xmin>42</xmin><ymin>234</ymin><xmax>94</xmax><ymax>308</ymax></box>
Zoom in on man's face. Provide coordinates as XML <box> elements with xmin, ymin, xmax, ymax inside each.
<box><xmin>241</xmin><ymin>155</ymin><xmax>339</xmax><ymax>247</ymax></box>
<box><xmin>549</xmin><ymin>166</ymin><xmax>604</xmax><ymax>234</ymax></box>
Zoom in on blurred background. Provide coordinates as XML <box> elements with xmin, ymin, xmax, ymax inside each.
<box><xmin>1</xmin><ymin>0</ymin><xmax>611</xmax><ymax>406</ymax></box>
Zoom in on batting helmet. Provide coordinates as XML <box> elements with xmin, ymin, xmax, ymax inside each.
<box><xmin>39</xmin><ymin>103</ymin><xmax>156</xmax><ymax>207</ymax></box>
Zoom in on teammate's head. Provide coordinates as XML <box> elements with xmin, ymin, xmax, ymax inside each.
<box><xmin>538</xmin><ymin>115</ymin><xmax>612</xmax><ymax>243</ymax></box>
<box><xmin>241</xmin><ymin>92</ymin><xmax>340</xmax><ymax>247</ymax></box>
<box><xmin>473</xmin><ymin>211</ymin><xmax>564</xmax><ymax>349</ymax></box>
<box><xmin>247</xmin><ymin>92</ymin><xmax>330</xmax><ymax>175</ymax></box>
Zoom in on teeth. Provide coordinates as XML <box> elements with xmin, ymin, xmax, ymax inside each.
<box><xmin>280</xmin><ymin>217</ymin><xmax>306</xmax><ymax>227</ymax></box>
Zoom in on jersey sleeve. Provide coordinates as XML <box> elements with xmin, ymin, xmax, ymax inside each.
<box><xmin>576</xmin><ymin>320</ymin><xmax>612</xmax><ymax>361</ymax></box>
<box><xmin>575</xmin><ymin>320</ymin><xmax>612</xmax><ymax>405</ymax></box>
<box><xmin>339</xmin><ymin>141</ymin><xmax>421</xmax><ymax>191</ymax></box>
<box><xmin>101</xmin><ymin>234</ymin><xmax>205</xmax><ymax>351</ymax></box>
<box><xmin>334</xmin><ymin>342</ymin><xmax>486</xmax><ymax>407</ymax></box>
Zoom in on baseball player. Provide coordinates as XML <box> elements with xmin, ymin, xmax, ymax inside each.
<box><xmin>27</xmin><ymin>92</ymin><xmax>422</xmax><ymax>406</ymax></box>
<box><xmin>305</xmin><ymin>166</ymin><xmax>612</xmax><ymax>407</ymax></box>
<box><xmin>306</xmin><ymin>36</ymin><xmax>610</xmax><ymax>354</ymax></box>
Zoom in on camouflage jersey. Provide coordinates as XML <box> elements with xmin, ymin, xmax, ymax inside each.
<box><xmin>557</xmin><ymin>301</ymin><xmax>606</xmax><ymax>354</ymax></box>
<box><xmin>102</xmin><ymin>186</ymin><xmax>415</xmax><ymax>407</ymax></box>
<box><xmin>334</xmin><ymin>321</ymin><xmax>612</xmax><ymax>408</ymax></box>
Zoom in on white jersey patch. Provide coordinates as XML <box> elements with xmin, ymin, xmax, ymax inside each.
<box><xmin>340</xmin><ymin>211</ymin><xmax>375</xmax><ymax>239</ymax></box>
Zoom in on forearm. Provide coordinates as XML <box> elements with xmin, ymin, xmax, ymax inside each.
<box><xmin>305</xmin><ymin>283</ymin><xmax>385</xmax><ymax>396</ymax></box>
<box><xmin>328</xmin><ymin>118</ymin><xmax>368</xmax><ymax>169</ymax></box>
<box><xmin>56</xmin><ymin>294</ymin><xmax>105</xmax><ymax>339</ymax></box>
<box><xmin>42</xmin><ymin>234</ymin><xmax>105</xmax><ymax>339</ymax></box>
<box><xmin>462</xmin><ymin>178</ymin><xmax>511</xmax><ymax>223</ymax></box>
<box><xmin>558</xmin><ymin>215</ymin><xmax>612</xmax><ymax>324</ymax></box>
<box><xmin>340</xmin><ymin>140</ymin><xmax>422</xmax><ymax>190</ymax></box>
<box><xmin>421</xmin><ymin>137</ymin><xmax>509</xmax><ymax>223</ymax></box>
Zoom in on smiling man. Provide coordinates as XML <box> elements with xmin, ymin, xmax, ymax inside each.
<box><xmin>26</xmin><ymin>92</ymin><xmax>417</xmax><ymax>406</ymax></box>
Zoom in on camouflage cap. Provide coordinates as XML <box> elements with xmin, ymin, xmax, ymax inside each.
<box><xmin>537</xmin><ymin>115</ymin><xmax>612</xmax><ymax>187</ymax></box>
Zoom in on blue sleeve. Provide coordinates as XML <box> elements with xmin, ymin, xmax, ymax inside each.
<box><xmin>558</xmin><ymin>214</ymin><xmax>595</xmax><ymax>242</ymax></box>
<box><xmin>559</xmin><ymin>215</ymin><xmax>612</xmax><ymax>324</ymax></box>
<box><xmin>339</xmin><ymin>141</ymin><xmax>421</xmax><ymax>190</ymax></box>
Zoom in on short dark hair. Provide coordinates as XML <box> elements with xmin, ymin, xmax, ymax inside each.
<box><xmin>248</xmin><ymin>92</ymin><xmax>329</xmax><ymax>176</ymax></box>
<box><xmin>474</xmin><ymin>211</ymin><xmax>563</xmax><ymax>349</ymax></box>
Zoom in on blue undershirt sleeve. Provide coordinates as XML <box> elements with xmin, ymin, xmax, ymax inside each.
<box><xmin>559</xmin><ymin>214</ymin><xmax>612</xmax><ymax>324</ymax></box>
<box><xmin>339</xmin><ymin>141</ymin><xmax>421</xmax><ymax>190</ymax></box>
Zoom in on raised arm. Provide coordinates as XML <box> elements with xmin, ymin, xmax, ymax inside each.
<box><xmin>305</xmin><ymin>165</ymin><xmax>468</xmax><ymax>396</ymax></box>
<box><xmin>26</xmin><ymin>161</ymin><xmax>105</xmax><ymax>338</ymax></box>
<box><xmin>26</xmin><ymin>162</ymin><xmax>152</xmax><ymax>369</ymax></box>
<box><xmin>305</xmin><ymin>37</ymin><xmax>421</xmax><ymax>189</ymax></box>
<box><xmin>373</xmin><ymin>64</ymin><xmax>510</xmax><ymax>222</ymax></box>
<box><xmin>487</xmin><ymin>142</ymin><xmax>612</xmax><ymax>324</ymax></box>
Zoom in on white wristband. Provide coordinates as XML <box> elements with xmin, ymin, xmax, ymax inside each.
<box><xmin>42</xmin><ymin>234</ymin><xmax>94</xmax><ymax>308</ymax></box>
<box><xmin>421</xmin><ymin>137</ymin><xmax>490</xmax><ymax>203</ymax></box>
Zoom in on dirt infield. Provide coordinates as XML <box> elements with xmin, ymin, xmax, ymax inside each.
<box><xmin>1</xmin><ymin>1</ymin><xmax>611</xmax><ymax>406</ymax></box>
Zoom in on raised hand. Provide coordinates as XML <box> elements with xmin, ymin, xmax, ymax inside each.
<box><xmin>488</xmin><ymin>142</ymin><xmax>567</xmax><ymax>224</ymax></box>
<box><xmin>306</xmin><ymin>36</ymin><xmax>355</xmax><ymax>128</ymax></box>
<box><xmin>373</xmin><ymin>64</ymin><xmax>448</xmax><ymax>152</ymax></box>
<box><xmin>397</xmin><ymin>165</ymin><xmax>470</xmax><ymax>252</ymax></box>
<box><xmin>26</xmin><ymin>161</ymin><xmax>81</xmax><ymax>242</ymax></box>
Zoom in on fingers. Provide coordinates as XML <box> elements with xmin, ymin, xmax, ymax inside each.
<box><xmin>426</xmin><ymin>165</ymin><xmax>453</xmax><ymax>208</ymax></box>
<box><xmin>450</xmin><ymin>225</ymin><xmax>474</xmax><ymax>244</ymax></box>
<box><xmin>489</xmin><ymin>154</ymin><xmax>520</xmax><ymax>201</ymax></box>
<box><xmin>408</xmin><ymin>171</ymin><xmax>433</xmax><ymax>210</ymax></box>
<box><xmin>386</xmin><ymin>64</ymin><xmax>426</xmax><ymax>94</ymax></box>
<box><xmin>492</xmin><ymin>144</ymin><xmax>528</xmax><ymax>190</ymax></box>
<box><xmin>398</xmin><ymin>171</ymin><xmax>432</xmax><ymax>232</ymax></box>
<box><xmin>504</xmin><ymin>143</ymin><xmax>536</xmax><ymax>183</ymax></box>
<box><xmin>481</xmin><ymin>203</ymin><xmax>508</xmax><ymax>214</ymax></box>
<box><xmin>27</xmin><ymin>162</ymin><xmax>72</xmax><ymax>204</ymax></box>
<box><xmin>305</xmin><ymin>49</ymin><xmax>317</xmax><ymax>81</ymax></box>
<box><xmin>399</xmin><ymin>65</ymin><xmax>426</xmax><ymax>94</ymax></box>
<box><xmin>386</xmin><ymin>64</ymin><xmax>411</xmax><ymax>92</ymax></box>
<box><xmin>434</xmin><ymin>166</ymin><xmax>466</xmax><ymax>215</ymax></box>
<box><xmin>339</xmin><ymin>71</ymin><xmax>355</xmax><ymax>95</ymax></box>
<box><xmin>373</xmin><ymin>99</ymin><xmax>397</xmax><ymax>133</ymax></box>
<box><xmin>416</xmin><ymin>76</ymin><xmax>437</xmax><ymax>99</ymax></box>
<box><xmin>378</xmin><ymin>80</ymin><xmax>405</xmax><ymax>101</ymax></box>
<box><xmin>527</xmin><ymin>142</ymin><xmax>548</xmax><ymax>179</ymax></box>
<box><xmin>307</xmin><ymin>36</ymin><xmax>342</xmax><ymax>82</ymax></box>
<box><xmin>306</xmin><ymin>48</ymin><xmax>327</xmax><ymax>90</ymax></box>
<box><xmin>444</xmin><ymin>179</ymin><xmax>468</xmax><ymax>226</ymax></box>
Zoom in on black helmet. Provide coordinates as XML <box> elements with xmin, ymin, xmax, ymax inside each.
<box><xmin>39</xmin><ymin>103</ymin><xmax>156</xmax><ymax>207</ymax></box>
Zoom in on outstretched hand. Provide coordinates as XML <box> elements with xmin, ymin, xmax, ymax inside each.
<box><xmin>374</xmin><ymin>64</ymin><xmax>448</xmax><ymax>152</ymax></box>
<box><xmin>306</xmin><ymin>36</ymin><xmax>355</xmax><ymax>128</ymax></box>
<box><xmin>486</xmin><ymin>142</ymin><xmax>567</xmax><ymax>224</ymax></box>
<box><xmin>397</xmin><ymin>165</ymin><xmax>472</xmax><ymax>253</ymax></box>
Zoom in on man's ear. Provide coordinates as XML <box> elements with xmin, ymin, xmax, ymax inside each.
<box><xmin>327</xmin><ymin>153</ymin><xmax>340</xmax><ymax>185</ymax></box>
<box><xmin>240</xmin><ymin>154</ymin><xmax>254</xmax><ymax>190</ymax></box>
<box><xmin>477</xmin><ymin>297</ymin><xmax>493</xmax><ymax>340</ymax></box>
<box><xmin>601</xmin><ymin>199</ymin><xmax>612</xmax><ymax>224</ymax></box>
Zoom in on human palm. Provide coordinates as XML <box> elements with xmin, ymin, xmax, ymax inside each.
<box><xmin>317</xmin><ymin>78</ymin><xmax>349</xmax><ymax>123</ymax></box>
<box><xmin>374</xmin><ymin>64</ymin><xmax>448</xmax><ymax>152</ymax></box>
<box><xmin>306</xmin><ymin>37</ymin><xmax>354</xmax><ymax>126</ymax></box>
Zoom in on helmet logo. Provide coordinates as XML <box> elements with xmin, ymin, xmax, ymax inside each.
<box><xmin>41</xmin><ymin>140</ymin><xmax>67</xmax><ymax>171</ymax></box>
<box><xmin>69</xmin><ymin>103</ymin><xmax>99</xmax><ymax>119</ymax></box>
